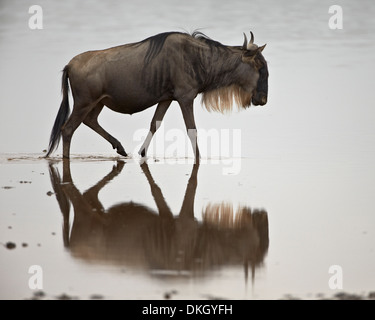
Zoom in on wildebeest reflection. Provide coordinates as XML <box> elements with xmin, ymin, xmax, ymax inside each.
<box><xmin>48</xmin><ymin>161</ymin><xmax>268</xmax><ymax>280</ymax></box>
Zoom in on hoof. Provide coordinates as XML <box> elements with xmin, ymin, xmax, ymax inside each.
<box><xmin>139</xmin><ymin>149</ymin><xmax>146</xmax><ymax>157</ymax></box>
<box><xmin>117</xmin><ymin>149</ymin><xmax>128</xmax><ymax>157</ymax></box>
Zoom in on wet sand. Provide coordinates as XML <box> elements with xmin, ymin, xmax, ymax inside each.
<box><xmin>1</xmin><ymin>154</ymin><xmax>374</xmax><ymax>300</ymax></box>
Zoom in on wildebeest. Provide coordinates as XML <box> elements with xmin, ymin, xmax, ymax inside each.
<box><xmin>48</xmin><ymin>160</ymin><xmax>269</xmax><ymax>279</ymax></box>
<box><xmin>45</xmin><ymin>31</ymin><xmax>268</xmax><ymax>160</ymax></box>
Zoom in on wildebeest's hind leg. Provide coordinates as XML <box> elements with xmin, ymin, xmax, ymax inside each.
<box><xmin>62</xmin><ymin>101</ymin><xmax>98</xmax><ymax>158</ymax></box>
<box><xmin>138</xmin><ymin>100</ymin><xmax>172</xmax><ymax>157</ymax></box>
<box><xmin>83</xmin><ymin>103</ymin><xmax>127</xmax><ymax>157</ymax></box>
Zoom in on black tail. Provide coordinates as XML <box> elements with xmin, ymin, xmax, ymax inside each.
<box><xmin>45</xmin><ymin>66</ymin><xmax>71</xmax><ymax>157</ymax></box>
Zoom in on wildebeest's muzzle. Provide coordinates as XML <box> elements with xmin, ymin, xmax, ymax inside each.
<box><xmin>252</xmin><ymin>65</ymin><xmax>268</xmax><ymax>106</ymax></box>
<box><xmin>252</xmin><ymin>91</ymin><xmax>268</xmax><ymax>106</ymax></box>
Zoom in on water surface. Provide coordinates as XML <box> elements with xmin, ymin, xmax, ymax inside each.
<box><xmin>1</xmin><ymin>155</ymin><xmax>374</xmax><ymax>299</ymax></box>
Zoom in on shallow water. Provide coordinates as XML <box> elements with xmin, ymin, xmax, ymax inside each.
<box><xmin>1</xmin><ymin>0</ymin><xmax>375</xmax><ymax>300</ymax></box>
<box><xmin>1</xmin><ymin>154</ymin><xmax>374</xmax><ymax>300</ymax></box>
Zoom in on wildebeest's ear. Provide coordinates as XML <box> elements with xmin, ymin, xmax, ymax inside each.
<box><xmin>242</xmin><ymin>44</ymin><xmax>266</xmax><ymax>61</ymax></box>
<box><xmin>258</xmin><ymin>44</ymin><xmax>266</xmax><ymax>53</ymax></box>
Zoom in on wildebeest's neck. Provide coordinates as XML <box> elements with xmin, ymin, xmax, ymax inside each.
<box><xmin>196</xmin><ymin>47</ymin><xmax>242</xmax><ymax>93</ymax></box>
<box><xmin>191</xmin><ymin>44</ymin><xmax>251</xmax><ymax>113</ymax></box>
<box><xmin>140</xmin><ymin>32</ymin><xmax>244</xmax><ymax>103</ymax></box>
<box><xmin>142</xmin><ymin>32</ymin><xmax>242</xmax><ymax>90</ymax></box>
<box><xmin>179</xmin><ymin>35</ymin><xmax>250</xmax><ymax>113</ymax></box>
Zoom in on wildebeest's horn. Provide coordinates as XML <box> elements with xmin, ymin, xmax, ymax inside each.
<box><xmin>242</xmin><ymin>33</ymin><xmax>248</xmax><ymax>50</ymax></box>
<box><xmin>247</xmin><ymin>31</ymin><xmax>258</xmax><ymax>51</ymax></box>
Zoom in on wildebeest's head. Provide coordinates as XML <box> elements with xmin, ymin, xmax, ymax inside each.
<box><xmin>201</xmin><ymin>31</ymin><xmax>269</xmax><ymax>113</ymax></box>
<box><xmin>241</xmin><ymin>32</ymin><xmax>268</xmax><ymax>106</ymax></box>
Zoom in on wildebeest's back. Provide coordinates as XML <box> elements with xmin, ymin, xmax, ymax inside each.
<box><xmin>66</xmin><ymin>34</ymin><xmax>197</xmax><ymax>114</ymax></box>
<box><xmin>67</xmin><ymin>41</ymin><xmax>161</xmax><ymax>113</ymax></box>
<box><xmin>66</xmin><ymin>33</ymin><xmax>211</xmax><ymax>114</ymax></box>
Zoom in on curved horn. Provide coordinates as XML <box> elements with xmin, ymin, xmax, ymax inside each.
<box><xmin>247</xmin><ymin>31</ymin><xmax>258</xmax><ymax>51</ymax></box>
<box><xmin>242</xmin><ymin>33</ymin><xmax>248</xmax><ymax>50</ymax></box>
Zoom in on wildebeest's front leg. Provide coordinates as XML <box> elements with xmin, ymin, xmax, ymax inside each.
<box><xmin>179</xmin><ymin>100</ymin><xmax>200</xmax><ymax>163</ymax></box>
<box><xmin>140</xmin><ymin>162</ymin><xmax>174</xmax><ymax>220</ymax></box>
<box><xmin>138</xmin><ymin>100</ymin><xmax>172</xmax><ymax>157</ymax></box>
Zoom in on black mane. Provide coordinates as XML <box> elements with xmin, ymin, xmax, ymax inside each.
<box><xmin>191</xmin><ymin>31</ymin><xmax>228</xmax><ymax>50</ymax></box>
<box><xmin>142</xmin><ymin>31</ymin><xmax>229</xmax><ymax>65</ymax></box>
<box><xmin>142</xmin><ymin>32</ymin><xmax>177</xmax><ymax>64</ymax></box>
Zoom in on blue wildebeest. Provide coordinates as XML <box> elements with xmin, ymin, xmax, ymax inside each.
<box><xmin>45</xmin><ymin>31</ymin><xmax>268</xmax><ymax>160</ymax></box>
